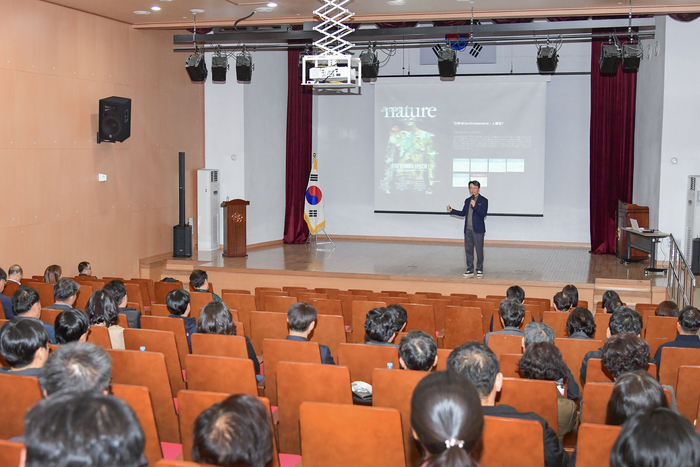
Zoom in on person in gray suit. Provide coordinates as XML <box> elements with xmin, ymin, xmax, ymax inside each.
<box><xmin>45</xmin><ymin>278</ymin><xmax>81</xmax><ymax>312</ymax></box>
<box><xmin>484</xmin><ymin>299</ymin><xmax>525</xmax><ymax>345</ymax></box>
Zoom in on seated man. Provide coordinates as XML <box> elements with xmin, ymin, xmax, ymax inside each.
<box><xmin>77</xmin><ymin>261</ymin><xmax>94</xmax><ymax>277</ymax></box>
<box><xmin>192</xmin><ymin>393</ymin><xmax>274</xmax><ymax>467</ymax></box>
<box><xmin>23</xmin><ymin>392</ymin><xmax>145</xmax><ymax>467</ymax></box>
<box><xmin>166</xmin><ymin>289</ymin><xmax>197</xmax><ymax>350</ymax></box>
<box><xmin>490</xmin><ymin>286</ymin><xmax>525</xmax><ymax>331</ymax></box>
<box><xmin>655</xmin><ymin>300</ymin><xmax>679</xmax><ymax>318</ymax></box>
<box><xmin>54</xmin><ymin>309</ymin><xmax>90</xmax><ymax>345</ymax></box>
<box><xmin>580</xmin><ymin>307</ymin><xmax>642</xmax><ymax>384</ymax></box>
<box><xmin>103</xmin><ymin>280</ymin><xmax>141</xmax><ymax>329</ymax></box>
<box><xmin>286</xmin><ymin>302</ymin><xmax>334</xmax><ymax>364</ymax></box>
<box><xmin>552</xmin><ymin>292</ymin><xmax>572</xmax><ymax>313</ymax></box>
<box><xmin>654</xmin><ymin>305</ymin><xmax>700</xmax><ymax>376</ymax></box>
<box><xmin>398</xmin><ymin>330</ymin><xmax>437</xmax><ymax>371</ymax></box>
<box><xmin>4</xmin><ymin>265</ymin><xmax>22</xmax><ymax>300</ymax></box>
<box><xmin>45</xmin><ymin>278</ymin><xmax>81</xmax><ymax>312</ymax></box>
<box><xmin>561</xmin><ymin>285</ymin><xmax>579</xmax><ymax>308</ymax></box>
<box><xmin>387</xmin><ymin>304</ymin><xmax>407</xmax><ymax>334</ymax></box>
<box><xmin>364</xmin><ymin>307</ymin><xmax>398</xmax><ymax>348</ymax></box>
<box><xmin>190</xmin><ymin>269</ymin><xmax>221</xmax><ymax>301</ymax></box>
<box><xmin>602</xmin><ymin>333</ymin><xmax>652</xmax><ymax>379</ymax></box>
<box><xmin>484</xmin><ymin>299</ymin><xmax>525</xmax><ymax>345</ymax></box>
<box><xmin>523</xmin><ymin>322</ymin><xmax>579</xmax><ymax>401</ymax></box>
<box><xmin>0</xmin><ymin>268</ymin><xmax>15</xmax><ymax>318</ymax></box>
<box><xmin>0</xmin><ymin>317</ymin><xmax>50</xmax><ymax>384</ymax></box>
<box><xmin>42</xmin><ymin>342</ymin><xmax>112</xmax><ymax>395</ymax></box>
<box><xmin>566</xmin><ymin>307</ymin><xmax>596</xmax><ymax>340</ymax></box>
<box><xmin>12</xmin><ymin>286</ymin><xmax>55</xmax><ymax>344</ymax></box>
<box><xmin>446</xmin><ymin>342</ymin><xmax>568</xmax><ymax>467</ymax></box>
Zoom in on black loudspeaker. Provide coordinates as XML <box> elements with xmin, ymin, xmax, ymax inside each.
<box><xmin>692</xmin><ymin>238</ymin><xmax>700</xmax><ymax>275</ymax></box>
<box><xmin>173</xmin><ymin>151</ymin><xmax>192</xmax><ymax>257</ymax></box>
<box><xmin>211</xmin><ymin>56</ymin><xmax>228</xmax><ymax>83</ymax></box>
<box><xmin>599</xmin><ymin>44</ymin><xmax>622</xmax><ymax>75</ymax></box>
<box><xmin>98</xmin><ymin>97</ymin><xmax>131</xmax><ymax>143</ymax></box>
<box><xmin>186</xmin><ymin>55</ymin><xmax>208</xmax><ymax>82</ymax></box>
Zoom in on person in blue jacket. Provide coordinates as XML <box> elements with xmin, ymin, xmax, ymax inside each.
<box><xmin>447</xmin><ymin>180</ymin><xmax>489</xmax><ymax>278</ymax></box>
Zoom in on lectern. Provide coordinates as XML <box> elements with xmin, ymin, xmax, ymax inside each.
<box><xmin>221</xmin><ymin>199</ymin><xmax>250</xmax><ymax>257</ymax></box>
<box><xmin>616</xmin><ymin>200</ymin><xmax>649</xmax><ymax>261</ymax></box>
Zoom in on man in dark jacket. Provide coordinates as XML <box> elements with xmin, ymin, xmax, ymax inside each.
<box><xmin>447</xmin><ymin>180</ymin><xmax>488</xmax><ymax>278</ymax></box>
<box><xmin>286</xmin><ymin>302</ymin><xmax>334</xmax><ymax>365</ymax></box>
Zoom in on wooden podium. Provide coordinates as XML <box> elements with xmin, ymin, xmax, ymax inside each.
<box><xmin>221</xmin><ymin>199</ymin><xmax>250</xmax><ymax>258</ymax></box>
<box><xmin>616</xmin><ymin>200</ymin><xmax>649</xmax><ymax>261</ymax></box>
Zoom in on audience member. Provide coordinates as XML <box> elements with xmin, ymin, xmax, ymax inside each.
<box><xmin>506</xmin><ymin>285</ymin><xmax>525</xmax><ymax>303</ymax></box>
<box><xmin>655</xmin><ymin>300</ymin><xmax>679</xmax><ymax>318</ymax></box>
<box><xmin>12</xmin><ymin>286</ymin><xmax>56</xmax><ymax>344</ymax></box>
<box><xmin>42</xmin><ymin>342</ymin><xmax>112</xmax><ymax>395</ymax></box>
<box><xmin>24</xmin><ymin>392</ymin><xmax>145</xmax><ymax>467</ymax></box>
<box><xmin>86</xmin><ymin>289</ymin><xmax>124</xmax><ymax>350</ymax></box>
<box><xmin>166</xmin><ymin>289</ymin><xmax>197</xmax><ymax>350</ymax></box>
<box><xmin>365</xmin><ymin>307</ymin><xmax>398</xmax><ymax>347</ymax></box>
<box><xmin>446</xmin><ymin>342</ymin><xmax>568</xmax><ymax>467</ymax></box>
<box><xmin>552</xmin><ymin>292</ymin><xmax>572</xmax><ymax>313</ymax></box>
<box><xmin>198</xmin><ymin>300</ymin><xmax>259</xmax><ymax>374</ymax></box>
<box><xmin>0</xmin><ymin>268</ymin><xmax>15</xmax><ymax>318</ymax></box>
<box><xmin>398</xmin><ymin>330</ymin><xmax>437</xmax><ymax>371</ymax></box>
<box><xmin>190</xmin><ymin>269</ymin><xmax>221</xmax><ymax>301</ymax></box>
<box><xmin>601</xmin><ymin>334</ymin><xmax>651</xmax><ymax>379</ymax></box>
<box><xmin>386</xmin><ymin>303</ymin><xmax>407</xmax><ymax>334</ymax></box>
<box><xmin>609</xmin><ymin>408</ymin><xmax>700</xmax><ymax>467</ymax></box>
<box><xmin>286</xmin><ymin>302</ymin><xmax>334</xmax><ymax>364</ymax></box>
<box><xmin>484</xmin><ymin>299</ymin><xmax>525</xmax><ymax>345</ymax></box>
<box><xmin>7</xmin><ymin>264</ymin><xmax>22</xmax><ymax>285</ymax></box>
<box><xmin>517</xmin><ymin>342</ymin><xmax>577</xmax><ymax>442</ymax></box>
<box><xmin>605</xmin><ymin>298</ymin><xmax>624</xmax><ymax>314</ymax></box>
<box><xmin>580</xmin><ymin>307</ymin><xmax>643</xmax><ymax>383</ymax></box>
<box><xmin>192</xmin><ymin>393</ymin><xmax>274</xmax><ymax>467</ymax></box>
<box><xmin>77</xmin><ymin>261</ymin><xmax>93</xmax><ymax>277</ymax></box>
<box><xmin>606</xmin><ymin>371</ymin><xmax>669</xmax><ymax>426</ymax></box>
<box><xmin>566</xmin><ymin>307</ymin><xmax>595</xmax><ymax>339</ymax></box>
<box><xmin>54</xmin><ymin>309</ymin><xmax>89</xmax><ymax>345</ymax></box>
<box><xmin>43</xmin><ymin>265</ymin><xmax>62</xmax><ymax>284</ymax></box>
<box><xmin>601</xmin><ymin>290</ymin><xmax>621</xmax><ymax>310</ymax></box>
<box><xmin>104</xmin><ymin>280</ymin><xmax>141</xmax><ymax>329</ymax></box>
<box><xmin>562</xmin><ymin>284</ymin><xmax>579</xmax><ymax>308</ymax></box>
<box><xmin>410</xmin><ymin>371</ymin><xmax>483</xmax><ymax>467</ymax></box>
<box><xmin>44</xmin><ymin>278</ymin><xmax>80</xmax><ymax>312</ymax></box>
<box><xmin>0</xmin><ymin>318</ymin><xmax>49</xmax><ymax>383</ymax></box>
<box><xmin>653</xmin><ymin>306</ymin><xmax>700</xmax><ymax>376</ymax></box>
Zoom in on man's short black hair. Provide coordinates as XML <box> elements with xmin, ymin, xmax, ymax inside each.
<box><xmin>518</xmin><ymin>342</ymin><xmax>568</xmax><ymax>381</ymax></box>
<box><xmin>364</xmin><ymin>307</ymin><xmax>397</xmax><ymax>343</ymax></box>
<box><xmin>77</xmin><ymin>261</ymin><xmax>90</xmax><ymax>273</ymax></box>
<box><xmin>562</xmin><ymin>285</ymin><xmax>579</xmax><ymax>307</ymax></box>
<box><xmin>602</xmin><ymin>334</ymin><xmax>651</xmax><ymax>379</ymax></box>
<box><xmin>601</xmin><ymin>290</ymin><xmax>621</xmax><ymax>310</ymax></box>
<box><xmin>506</xmin><ymin>286</ymin><xmax>525</xmax><ymax>303</ymax></box>
<box><xmin>192</xmin><ymin>394</ymin><xmax>274</xmax><ymax>467</ymax></box>
<box><xmin>0</xmin><ymin>268</ymin><xmax>6</xmax><ymax>281</ymax></box>
<box><xmin>566</xmin><ymin>307</ymin><xmax>596</xmax><ymax>337</ymax></box>
<box><xmin>499</xmin><ymin>299</ymin><xmax>525</xmax><ymax>328</ymax></box>
<box><xmin>53</xmin><ymin>278</ymin><xmax>79</xmax><ymax>302</ymax></box>
<box><xmin>399</xmin><ymin>330</ymin><xmax>437</xmax><ymax>371</ymax></box>
<box><xmin>609</xmin><ymin>308</ymin><xmax>643</xmax><ymax>336</ymax></box>
<box><xmin>553</xmin><ymin>292</ymin><xmax>573</xmax><ymax>312</ymax></box>
<box><xmin>469</xmin><ymin>180</ymin><xmax>481</xmax><ymax>188</ymax></box>
<box><xmin>0</xmin><ymin>318</ymin><xmax>49</xmax><ymax>368</ymax></box>
<box><xmin>42</xmin><ymin>342</ymin><xmax>113</xmax><ymax>395</ymax></box>
<box><xmin>12</xmin><ymin>286</ymin><xmax>40</xmax><ymax>315</ymax></box>
<box><xmin>190</xmin><ymin>269</ymin><xmax>208</xmax><ymax>288</ymax></box>
<box><xmin>386</xmin><ymin>304</ymin><xmax>407</xmax><ymax>333</ymax></box>
<box><xmin>54</xmin><ymin>309</ymin><xmax>90</xmax><ymax>344</ymax></box>
<box><xmin>24</xmin><ymin>392</ymin><xmax>144</xmax><ymax>467</ymax></box>
<box><xmin>166</xmin><ymin>289</ymin><xmax>190</xmax><ymax>316</ymax></box>
<box><xmin>85</xmin><ymin>290</ymin><xmax>119</xmax><ymax>326</ymax></box>
<box><xmin>287</xmin><ymin>302</ymin><xmax>317</xmax><ymax>332</ymax></box>
<box><xmin>679</xmin><ymin>306</ymin><xmax>700</xmax><ymax>334</ymax></box>
<box><xmin>446</xmin><ymin>341</ymin><xmax>499</xmax><ymax>399</ymax></box>
<box><xmin>103</xmin><ymin>280</ymin><xmax>127</xmax><ymax>305</ymax></box>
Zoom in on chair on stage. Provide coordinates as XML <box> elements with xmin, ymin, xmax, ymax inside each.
<box><xmin>185</xmin><ymin>355</ymin><xmax>258</xmax><ymax>396</ymax></box>
<box><xmin>337</xmin><ymin>343</ymin><xmax>400</xmax><ymax>384</ymax></box>
<box><xmin>111</xmin><ymin>383</ymin><xmax>163</xmax><ymax>466</ymax></box>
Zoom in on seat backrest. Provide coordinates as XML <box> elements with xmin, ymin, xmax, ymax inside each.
<box><xmin>74</xmin><ymin>284</ymin><xmax>93</xmax><ymax>311</ymax></box>
<box><xmin>542</xmin><ymin>312</ymin><xmax>569</xmax><ymax>338</ymax></box>
<box><xmin>593</xmin><ymin>313</ymin><xmax>611</xmax><ymax>340</ymax></box>
<box><xmin>315</xmin><ymin>288</ymin><xmax>340</xmax><ymax>299</ymax></box>
<box><xmin>250</xmin><ymin>311</ymin><xmax>288</xmax><ymax>356</ymax></box>
<box><xmin>107</xmin><ymin>349</ymin><xmax>180</xmax><ymax>443</ymax></box>
<box><xmin>111</xmin><ymin>383</ymin><xmax>163</xmax><ymax>465</ymax></box>
<box><xmin>262</xmin><ymin>338</ymin><xmax>322</xmax><ymax>406</ymax></box>
<box><xmin>185</xmin><ymin>355</ymin><xmax>258</xmax><ymax>396</ymax></box>
<box><xmin>86</xmin><ymin>325</ymin><xmax>112</xmax><ymax>349</ymax></box>
<box><xmin>222</xmin><ymin>292</ymin><xmax>256</xmax><ymax>337</ymax></box>
<box><xmin>2</xmin><ymin>281</ymin><xmax>19</xmax><ymax>298</ymax></box>
<box><xmin>444</xmin><ymin>306</ymin><xmax>483</xmax><ymax>349</ymax></box>
<box><xmin>478</xmin><ymin>416</ymin><xmax>545</xmax><ymax>467</ymax></box>
<box><xmin>177</xmin><ymin>390</ymin><xmax>280</xmax><ymax>467</ymax></box>
<box><xmin>372</xmin><ymin>368</ymin><xmax>428</xmax><ymax>467</ymax></box>
<box><xmin>676</xmin><ymin>365</ymin><xmax>700</xmax><ymax>421</ymax></box>
<box><xmin>32</xmin><ymin>282</ymin><xmax>55</xmax><ymax>308</ymax></box>
<box><xmin>189</xmin><ymin>291</ymin><xmax>213</xmax><ymax>322</ymax></box>
<box><xmin>339</xmin><ymin>294</ymin><xmax>366</xmax><ymax>327</ymax></box>
<box><xmin>298</xmin><ymin>292</ymin><xmax>327</xmax><ymax>302</ymax></box>
<box><xmin>154</xmin><ymin>462</ymin><xmax>201</xmax><ymax>467</ymax></box>
<box><xmin>40</xmin><ymin>308</ymin><xmax>62</xmax><ymax>326</ymax></box>
<box><xmin>190</xmin><ymin>333</ymin><xmax>249</xmax><ymax>359</ymax></box>
<box><xmin>351</xmin><ymin>301</ymin><xmax>387</xmax><ymax>343</ymax></box>
<box><xmin>140</xmin><ymin>316</ymin><xmax>190</xmax><ymax>370</ymax></box>
<box><xmin>254</xmin><ymin>287</ymin><xmax>282</xmax><ymax>310</ymax></box>
<box><xmin>645</xmin><ymin>316</ymin><xmax>679</xmax><ymax>341</ymax></box>
<box><xmin>188</xmin><ymin>282</ymin><xmax>213</xmax><ymax>293</ymax></box>
<box><xmin>154</xmin><ymin>281</ymin><xmax>183</xmax><ymax>305</ymax></box>
<box><xmin>573</xmin><ymin>423</ymin><xmax>621</xmax><ymax>467</ymax></box>
<box><xmin>337</xmin><ymin>343</ymin><xmax>400</xmax><ymax>384</ymax></box>
<box><xmin>585</xmin><ymin>358</ymin><xmax>658</xmax><ymax>384</ymax></box>
<box><xmin>580</xmin><ymin>382</ymin><xmax>614</xmax><ymax>424</ymax></box>
<box><xmin>500</xmin><ymin>353</ymin><xmax>523</xmax><ymax>378</ymax></box>
<box><xmin>463</xmin><ymin>300</ymin><xmax>495</xmax><ymax>335</ymax></box>
<box><xmin>310</xmin><ymin>298</ymin><xmax>343</xmax><ymax>317</ymax></box>
<box><xmin>308</xmin><ymin>314</ymin><xmax>346</xmax><ymax>362</ymax></box>
<box><xmin>497</xmin><ymin>378</ymin><xmax>559</xmax><ymax>437</ymax></box>
<box><xmin>220</xmin><ymin>288</ymin><xmax>250</xmax><ymax>295</ymax></box>
<box><xmin>659</xmin><ymin>347</ymin><xmax>700</xmax><ymax>390</ymax></box>
<box><xmin>554</xmin><ymin>338</ymin><xmax>603</xmax><ymax>389</ymax></box>
<box><xmin>117</xmin><ymin>313</ymin><xmax>129</xmax><ymax>328</ymax></box>
<box><xmin>264</xmin><ymin>294</ymin><xmax>295</xmax><ymax>313</ymax></box>
<box><xmin>0</xmin><ymin>374</ymin><xmax>43</xmax><ymax>439</ymax></box>
<box><xmin>402</xmin><ymin>303</ymin><xmax>437</xmax><ymax>338</ymax></box>
<box><xmin>123</xmin><ymin>282</ymin><xmax>145</xmax><ymax>312</ymax></box>
<box><xmin>436</xmin><ymin>348</ymin><xmax>451</xmax><ymax>371</ymax></box>
<box><xmin>123</xmin><ymin>328</ymin><xmax>185</xmax><ymax>398</ymax></box>
<box><xmin>277</xmin><ymin>362</ymin><xmax>353</xmax><ymax>455</ymax></box>
<box><xmin>418</xmin><ymin>298</ymin><xmax>450</xmax><ymax>332</ymax></box>
<box><xmin>382</xmin><ymin>290</ymin><xmax>408</xmax><ymax>297</ymax></box>
<box><xmin>299</xmin><ymin>401</ymin><xmax>405</xmax><ymax>467</ymax></box>
<box><xmin>0</xmin><ymin>440</ymin><xmax>24</xmax><ymax>467</ymax></box>
<box><xmin>126</xmin><ymin>279</ymin><xmax>153</xmax><ymax>308</ymax></box>
<box><xmin>487</xmin><ymin>334</ymin><xmax>523</xmax><ymax>360</ymax></box>
<box><xmin>523</xmin><ymin>303</ymin><xmax>542</xmax><ymax>322</ymax></box>
<box><xmin>149</xmin><ymin>304</ymin><xmax>170</xmax><ymax>317</ymax></box>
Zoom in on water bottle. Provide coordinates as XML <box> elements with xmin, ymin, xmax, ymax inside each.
<box><xmin>140</xmin><ymin>346</ymin><xmax>146</xmax><ymax>352</ymax></box>
<box><xmin>387</xmin><ymin>362</ymin><xmax>393</xmax><ymax>370</ymax></box>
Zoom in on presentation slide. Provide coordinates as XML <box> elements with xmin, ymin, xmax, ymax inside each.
<box><xmin>374</xmin><ymin>77</ymin><xmax>548</xmax><ymax>215</ymax></box>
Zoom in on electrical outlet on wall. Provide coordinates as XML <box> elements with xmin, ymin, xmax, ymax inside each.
<box><xmin>189</xmin><ymin>217</ymin><xmax>194</xmax><ymax>226</ymax></box>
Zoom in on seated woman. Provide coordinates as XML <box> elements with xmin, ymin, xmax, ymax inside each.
<box><xmin>197</xmin><ymin>301</ymin><xmax>260</xmax><ymax>374</ymax></box>
<box><xmin>601</xmin><ymin>290</ymin><xmax>621</xmax><ymax>311</ymax></box>
<box><xmin>85</xmin><ymin>289</ymin><xmax>125</xmax><ymax>350</ymax></box>
<box><xmin>566</xmin><ymin>307</ymin><xmax>596</xmax><ymax>339</ymax></box>
<box><xmin>43</xmin><ymin>265</ymin><xmax>62</xmax><ymax>284</ymax></box>
<box><xmin>606</xmin><ymin>370</ymin><xmax>668</xmax><ymax>425</ymax></box>
<box><xmin>517</xmin><ymin>342</ymin><xmax>577</xmax><ymax>443</ymax></box>
<box><xmin>411</xmin><ymin>371</ymin><xmax>483</xmax><ymax>467</ymax></box>
<box><xmin>655</xmin><ymin>300</ymin><xmax>679</xmax><ymax>318</ymax></box>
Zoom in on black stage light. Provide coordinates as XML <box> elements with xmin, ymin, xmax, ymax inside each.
<box><xmin>211</xmin><ymin>55</ymin><xmax>229</xmax><ymax>83</ymax></box>
<box><xmin>236</xmin><ymin>48</ymin><xmax>253</xmax><ymax>82</ymax></box>
<box><xmin>599</xmin><ymin>43</ymin><xmax>622</xmax><ymax>75</ymax></box>
<box><xmin>185</xmin><ymin>54</ymin><xmax>207</xmax><ymax>82</ymax></box>
<box><xmin>622</xmin><ymin>42</ymin><xmax>643</xmax><ymax>72</ymax></box>
<box><xmin>536</xmin><ymin>46</ymin><xmax>558</xmax><ymax>74</ymax></box>
<box><xmin>360</xmin><ymin>46</ymin><xmax>379</xmax><ymax>79</ymax></box>
<box><xmin>437</xmin><ymin>47</ymin><xmax>458</xmax><ymax>78</ymax></box>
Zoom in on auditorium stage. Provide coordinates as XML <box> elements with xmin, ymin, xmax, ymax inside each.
<box><xmin>140</xmin><ymin>238</ymin><xmax>670</xmax><ymax>306</ymax></box>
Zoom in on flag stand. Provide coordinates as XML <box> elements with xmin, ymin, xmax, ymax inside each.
<box><xmin>308</xmin><ymin>229</ymin><xmax>335</xmax><ymax>246</ymax></box>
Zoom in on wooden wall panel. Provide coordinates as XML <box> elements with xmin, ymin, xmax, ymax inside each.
<box><xmin>0</xmin><ymin>0</ymin><xmax>204</xmax><ymax>278</ymax></box>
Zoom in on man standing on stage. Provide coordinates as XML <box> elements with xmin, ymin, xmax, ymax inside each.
<box><xmin>447</xmin><ymin>180</ymin><xmax>488</xmax><ymax>278</ymax></box>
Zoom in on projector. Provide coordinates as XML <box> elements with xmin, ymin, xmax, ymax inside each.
<box><xmin>308</xmin><ymin>66</ymin><xmax>357</xmax><ymax>82</ymax></box>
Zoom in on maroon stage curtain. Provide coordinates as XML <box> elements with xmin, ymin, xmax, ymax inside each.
<box><xmin>283</xmin><ymin>48</ymin><xmax>313</xmax><ymax>244</ymax></box>
<box><xmin>589</xmin><ymin>36</ymin><xmax>637</xmax><ymax>254</ymax></box>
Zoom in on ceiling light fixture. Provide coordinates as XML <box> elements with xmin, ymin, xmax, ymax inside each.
<box><xmin>267</xmin><ymin>2</ymin><xmax>278</xmax><ymax>7</ymax></box>
<box><xmin>133</xmin><ymin>10</ymin><xmax>151</xmax><ymax>15</ymax></box>
<box><xmin>151</xmin><ymin>6</ymin><xmax>161</xmax><ymax>11</ymax></box>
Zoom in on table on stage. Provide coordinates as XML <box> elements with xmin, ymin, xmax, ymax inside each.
<box><xmin>621</xmin><ymin>228</ymin><xmax>669</xmax><ymax>275</ymax></box>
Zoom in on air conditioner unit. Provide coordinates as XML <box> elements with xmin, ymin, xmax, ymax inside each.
<box><xmin>684</xmin><ymin>175</ymin><xmax>700</xmax><ymax>260</ymax></box>
<box><xmin>197</xmin><ymin>169</ymin><xmax>220</xmax><ymax>251</ymax></box>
